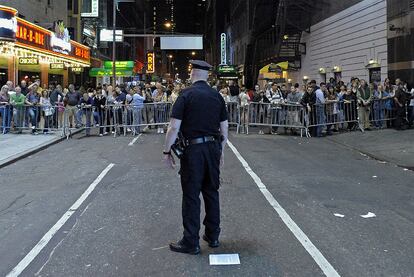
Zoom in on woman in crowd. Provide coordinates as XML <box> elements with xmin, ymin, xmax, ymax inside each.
<box><xmin>105</xmin><ymin>85</ymin><xmax>116</xmax><ymax>134</ymax></box>
<box><xmin>0</xmin><ymin>85</ymin><xmax>11</xmax><ymax>134</ymax></box>
<box><xmin>342</xmin><ymin>87</ymin><xmax>357</xmax><ymax>131</ymax></box>
<box><xmin>93</xmin><ymin>89</ymin><xmax>107</xmax><ymax>136</ymax></box>
<box><xmin>325</xmin><ymin>85</ymin><xmax>339</xmax><ymax>135</ymax></box>
<box><xmin>40</xmin><ymin>89</ymin><xmax>53</xmax><ymax>134</ymax></box>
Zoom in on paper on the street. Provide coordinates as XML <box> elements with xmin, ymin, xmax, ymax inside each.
<box><xmin>209</xmin><ymin>254</ymin><xmax>240</xmax><ymax>265</ymax></box>
<box><xmin>333</xmin><ymin>213</ymin><xmax>345</xmax><ymax>218</ymax></box>
<box><xmin>360</xmin><ymin>212</ymin><xmax>376</xmax><ymax>218</ymax></box>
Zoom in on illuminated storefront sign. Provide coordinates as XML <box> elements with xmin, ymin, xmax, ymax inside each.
<box><xmin>71</xmin><ymin>67</ymin><xmax>84</xmax><ymax>73</ymax></box>
<box><xmin>89</xmin><ymin>68</ymin><xmax>132</xmax><ymax>77</ymax></box>
<box><xmin>0</xmin><ymin>5</ymin><xmax>17</xmax><ymax>41</ymax></box>
<box><xmin>0</xmin><ymin>5</ymin><xmax>90</xmax><ymax>66</ymax></box>
<box><xmin>104</xmin><ymin>61</ymin><xmax>134</xmax><ymax>69</ymax></box>
<box><xmin>50</xmin><ymin>63</ymin><xmax>64</xmax><ymax>69</ymax></box>
<box><xmin>220</xmin><ymin>33</ymin><xmax>227</xmax><ymax>65</ymax></box>
<box><xmin>19</xmin><ymin>57</ymin><xmax>39</xmax><ymax>65</ymax></box>
<box><xmin>147</xmin><ymin>52</ymin><xmax>155</xmax><ymax>73</ymax></box>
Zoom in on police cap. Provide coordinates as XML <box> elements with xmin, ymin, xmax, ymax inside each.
<box><xmin>189</xmin><ymin>60</ymin><xmax>212</xmax><ymax>71</ymax></box>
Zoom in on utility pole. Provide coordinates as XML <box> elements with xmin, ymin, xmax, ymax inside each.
<box><xmin>112</xmin><ymin>0</ymin><xmax>117</xmax><ymax>87</ymax></box>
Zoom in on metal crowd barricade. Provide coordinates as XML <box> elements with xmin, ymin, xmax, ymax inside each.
<box><xmin>369</xmin><ymin>98</ymin><xmax>397</xmax><ymax>129</ymax></box>
<box><xmin>246</xmin><ymin>102</ymin><xmax>307</xmax><ymax>136</ymax></box>
<box><xmin>226</xmin><ymin>101</ymin><xmax>240</xmax><ymax>133</ymax></box>
<box><xmin>305</xmin><ymin>100</ymin><xmax>359</xmax><ymax>137</ymax></box>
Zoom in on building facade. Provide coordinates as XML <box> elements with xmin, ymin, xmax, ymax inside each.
<box><xmin>294</xmin><ymin>0</ymin><xmax>388</xmax><ymax>85</ymax></box>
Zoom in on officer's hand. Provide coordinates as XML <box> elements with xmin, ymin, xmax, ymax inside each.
<box><xmin>220</xmin><ymin>152</ymin><xmax>224</xmax><ymax>168</ymax></box>
<box><xmin>163</xmin><ymin>153</ymin><xmax>176</xmax><ymax>169</ymax></box>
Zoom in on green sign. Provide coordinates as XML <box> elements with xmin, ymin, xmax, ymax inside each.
<box><xmin>89</xmin><ymin>68</ymin><xmax>133</xmax><ymax>77</ymax></box>
<box><xmin>103</xmin><ymin>61</ymin><xmax>134</xmax><ymax>69</ymax></box>
<box><xmin>217</xmin><ymin>65</ymin><xmax>237</xmax><ymax>74</ymax></box>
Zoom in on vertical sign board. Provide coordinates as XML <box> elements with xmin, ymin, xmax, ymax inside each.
<box><xmin>81</xmin><ymin>0</ymin><xmax>99</xmax><ymax>17</ymax></box>
<box><xmin>220</xmin><ymin>33</ymin><xmax>227</xmax><ymax>65</ymax></box>
<box><xmin>147</xmin><ymin>52</ymin><xmax>155</xmax><ymax>73</ymax></box>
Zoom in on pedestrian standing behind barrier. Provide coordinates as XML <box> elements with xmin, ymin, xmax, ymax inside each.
<box><xmin>325</xmin><ymin>85</ymin><xmax>339</xmax><ymax>135</ymax></box>
<box><xmin>0</xmin><ymin>85</ymin><xmax>11</xmax><ymax>134</ymax></box>
<box><xmin>342</xmin><ymin>88</ymin><xmax>357</xmax><ymax>131</ymax></box>
<box><xmin>93</xmin><ymin>90</ymin><xmax>107</xmax><ymax>136</ymax></box>
<box><xmin>40</xmin><ymin>90</ymin><xmax>53</xmax><ymax>134</ymax></box>
<box><xmin>393</xmin><ymin>78</ymin><xmax>407</xmax><ymax>130</ymax></box>
<box><xmin>79</xmin><ymin>92</ymin><xmax>93</xmax><ymax>136</ymax></box>
<box><xmin>26</xmin><ymin>85</ymin><xmax>40</xmax><ymax>135</ymax></box>
<box><xmin>131</xmin><ymin>86</ymin><xmax>145</xmax><ymax>135</ymax></box>
<box><xmin>300</xmin><ymin>83</ymin><xmax>317</xmax><ymax>136</ymax></box>
<box><xmin>357</xmin><ymin>79</ymin><xmax>372</xmax><ymax>130</ymax></box>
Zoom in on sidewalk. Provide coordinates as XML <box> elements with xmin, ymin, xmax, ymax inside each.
<box><xmin>328</xmin><ymin>128</ymin><xmax>414</xmax><ymax>169</ymax></box>
<box><xmin>0</xmin><ymin>133</ymin><xmax>63</xmax><ymax>168</ymax></box>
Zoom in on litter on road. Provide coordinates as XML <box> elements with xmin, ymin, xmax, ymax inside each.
<box><xmin>209</xmin><ymin>254</ymin><xmax>240</xmax><ymax>266</ymax></box>
<box><xmin>360</xmin><ymin>212</ymin><xmax>376</xmax><ymax>218</ymax></box>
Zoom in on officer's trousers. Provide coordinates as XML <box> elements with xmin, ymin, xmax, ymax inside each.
<box><xmin>180</xmin><ymin>141</ymin><xmax>222</xmax><ymax>247</ymax></box>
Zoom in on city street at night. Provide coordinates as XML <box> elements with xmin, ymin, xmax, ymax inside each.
<box><xmin>1</xmin><ymin>0</ymin><xmax>414</xmax><ymax>276</ymax></box>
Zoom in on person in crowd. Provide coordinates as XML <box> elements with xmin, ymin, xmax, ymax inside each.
<box><xmin>65</xmin><ymin>84</ymin><xmax>81</xmax><ymax>128</ymax></box>
<box><xmin>154</xmin><ymin>85</ymin><xmax>168</xmax><ymax>134</ymax></box>
<box><xmin>130</xmin><ymin>85</ymin><xmax>145</xmax><ymax>135</ymax></box>
<box><xmin>251</xmin><ymin>87</ymin><xmax>270</xmax><ymax>135</ymax></box>
<box><xmin>286</xmin><ymin>83</ymin><xmax>303</xmax><ymax>135</ymax></box>
<box><xmin>219</xmin><ymin>87</ymin><xmax>230</xmax><ymax>103</ymax></box>
<box><xmin>6</xmin><ymin>81</ymin><xmax>14</xmax><ymax>92</ymax></box>
<box><xmin>325</xmin><ymin>85</ymin><xmax>339</xmax><ymax>135</ymax></box>
<box><xmin>342</xmin><ymin>87</ymin><xmax>357</xmax><ymax>131</ymax></box>
<box><xmin>10</xmin><ymin>87</ymin><xmax>27</xmax><ymax>134</ymax></box>
<box><xmin>268</xmin><ymin>82</ymin><xmax>284</xmax><ymax>134</ymax></box>
<box><xmin>0</xmin><ymin>85</ymin><xmax>11</xmax><ymax>134</ymax></box>
<box><xmin>239</xmin><ymin>86</ymin><xmax>250</xmax><ymax>133</ymax></box>
<box><xmin>171</xmin><ymin>84</ymin><xmax>180</xmax><ymax>104</ymax></box>
<box><xmin>79</xmin><ymin>92</ymin><xmax>93</xmax><ymax>136</ymax></box>
<box><xmin>26</xmin><ymin>84</ymin><xmax>40</xmax><ymax>134</ymax></box>
<box><xmin>280</xmin><ymin>84</ymin><xmax>288</xmax><ymax>100</ymax></box>
<box><xmin>114</xmin><ymin>84</ymin><xmax>127</xmax><ymax>135</ymax></box>
<box><xmin>105</xmin><ymin>85</ymin><xmax>116</xmax><ymax>134</ymax></box>
<box><xmin>93</xmin><ymin>89</ymin><xmax>107</xmax><ymax>136</ymax></box>
<box><xmin>336</xmin><ymin>85</ymin><xmax>347</xmax><ymax>130</ymax></box>
<box><xmin>40</xmin><ymin>89</ymin><xmax>53</xmax><ymax>134</ymax></box>
<box><xmin>393</xmin><ymin>78</ymin><xmax>408</xmax><ymax>130</ymax></box>
<box><xmin>357</xmin><ymin>79</ymin><xmax>372</xmax><ymax>130</ymax></box>
<box><xmin>314</xmin><ymin>81</ymin><xmax>326</xmax><ymax>137</ymax></box>
<box><xmin>20</xmin><ymin>80</ymin><xmax>29</xmax><ymax>96</ymax></box>
<box><xmin>372</xmin><ymin>83</ymin><xmax>384</xmax><ymax>129</ymax></box>
<box><xmin>228</xmin><ymin>80</ymin><xmax>240</xmax><ymax>102</ymax></box>
<box><xmin>50</xmin><ymin>84</ymin><xmax>64</xmax><ymax>128</ymax></box>
<box><xmin>408</xmin><ymin>87</ymin><xmax>414</xmax><ymax>128</ymax></box>
<box><xmin>301</xmin><ymin>82</ymin><xmax>317</xmax><ymax>137</ymax></box>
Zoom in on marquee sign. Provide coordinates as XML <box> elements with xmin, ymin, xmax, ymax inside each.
<box><xmin>50</xmin><ymin>63</ymin><xmax>65</xmax><ymax>69</ymax></box>
<box><xmin>0</xmin><ymin>5</ymin><xmax>90</xmax><ymax>65</ymax></box>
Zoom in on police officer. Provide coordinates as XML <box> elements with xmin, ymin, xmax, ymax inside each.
<box><xmin>163</xmin><ymin>60</ymin><xmax>228</xmax><ymax>255</ymax></box>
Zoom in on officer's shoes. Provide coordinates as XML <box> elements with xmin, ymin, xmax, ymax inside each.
<box><xmin>202</xmin><ymin>234</ymin><xmax>220</xmax><ymax>248</ymax></box>
<box><xmin>169</xmin><ymin>239</ymin><xmax>200</xmax><ymax>255</ymax></box>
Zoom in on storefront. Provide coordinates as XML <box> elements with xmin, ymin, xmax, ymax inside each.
<box><xmin>89</xmin><ymin>61</ymin><xmax>135</xmax><ymax>85</ymax></box>
<box><xmin>0</xmin><ymin>5</ymin><xmax>90</xmax><ymax>87</ymax></box>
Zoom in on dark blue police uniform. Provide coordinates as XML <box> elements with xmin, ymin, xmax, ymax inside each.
<box><xmin>170</xmin><ymin>79</ymin><xmax>228</xmax><ymax>252</ymax></box>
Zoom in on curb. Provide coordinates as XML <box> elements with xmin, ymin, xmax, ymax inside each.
<box><xmin>0</xmin><ymin>129</ymin><xmax>84</xmax><ymax>169</ymax></box>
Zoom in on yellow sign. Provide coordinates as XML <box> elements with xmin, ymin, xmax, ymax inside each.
<box><xmin>50</xmin><ymin>63</ymin><xmax>64</xmax><ymax>69</ymax></box>
<box><xmin>147</xmin><ymin>52</ymin><xmax>155</xmax><ymax>73</ymax></box>
<box><xmin>19</xmin><ymin>57</ymin><xmax>38</xmax><ymax>65</ymax></box>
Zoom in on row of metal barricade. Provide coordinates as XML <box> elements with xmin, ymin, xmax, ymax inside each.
<box><xmin>226</xmin><ymin>99</ymin><xmax>404</xmax><ymax>137</ymax></box>
<box><xmin>0</xmin><ymin>103</ymin><xmax>172</xmax><ymax>138</ymax></box>
<box><xmin>0</xmin><ymin>99</ymin><xmax>406</xmax><ymax>138</ymax></box>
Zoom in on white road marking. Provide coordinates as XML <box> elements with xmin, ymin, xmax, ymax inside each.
<box><xmin>227</xmin><ymin>141</ymin><xmax>340</xmax><ymax>277</ymax></box>
<box><xmin>6</xmin><ymin>163</ymin><xmax>115</xmax><ymax>277</ymax></box>
<box><xmin>333</xmin><ymin>213</ymin><xmax>345</xmax><ymax>218</ymax></box>
<box><xmin>209</xmin><ymin>254</ymin><xmax>240</xmax><ymax>265</ymax></box>
<box><xmin>128</xmin><ymin>134</ymin><xmax>142</xmax><ymax>146</ymax></box>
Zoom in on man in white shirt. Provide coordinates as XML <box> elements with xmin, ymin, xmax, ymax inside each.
<box><xmin>313</xmin><ymin>81</ymin><xmax>326</xmax><ymax>137</ymax></box>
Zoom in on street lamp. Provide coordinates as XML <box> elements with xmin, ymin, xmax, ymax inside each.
<box><xmin>164</xmin><ymin>22</ymin><xmax>172</xmax><ymax>29</ymax></box>
<box><xmin>168</xmin><ymin>54</ymin><xmax>173</xmax><ymax>59</ymax></box>
<box><xmin>191</xmin><ymin>51</ymin><xmax>196</xmax><ymax>56</ymax></box>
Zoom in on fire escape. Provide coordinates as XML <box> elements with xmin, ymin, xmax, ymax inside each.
<box><xmin>245</xmin><ymin>0</ymin><xmax>317</xmax><ymax>87</ymax></box>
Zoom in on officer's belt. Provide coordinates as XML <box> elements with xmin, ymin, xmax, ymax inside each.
<box><xmin>188</xmin><ymin>136</ymin><xmax>217</xmax><ymax>145</ymax></box>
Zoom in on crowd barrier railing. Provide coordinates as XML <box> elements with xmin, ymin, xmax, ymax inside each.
<box><xmin>226</xmin><ymin>101</ymin><xmax>240</xmax><ymax>133</ymax></box>
<box><xmin>245</xmin><ymin>102</ymin><xmax>307</xmax><ymax>136</ymax></box>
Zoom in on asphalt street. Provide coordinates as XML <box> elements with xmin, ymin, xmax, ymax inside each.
<box><xmin>0</xmin><ymin>129</ymin><xmax>413</xmax><ymax>277</ymax></box>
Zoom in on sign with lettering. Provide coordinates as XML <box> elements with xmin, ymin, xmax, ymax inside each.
<box><xmin>19</xmin><ymin>57</ymin><xmax>39</xmax><ymax>65</ymax></box>
<box><xmin>0</xmin><ymin>6</ymin><xmax>17</xmax><ymax>41</ymax></box>
<box><xmin>71</xmin><ymin>67</ymin><xmax>84</xmax><ymax>73</ymax></box>
<box><xmin>147</xmin><ymin>52</ymin><xmax>155</xmax><ymax>73</ymax></box>
<box><xmin>104</xmin><ymin>61</ymin><xmax>134</xmax><ymax>69</ymax></box>
<box><xmin>220</xmin><ymin>33</ymin><xmax>227</xmax><ymax>65</ymax></box>
<box><xmin>89</xmin><ymin>68</ymin><xmax>132</xmax><ymax>77</ymax></box>
<box><xmin>81</xmin><ymin>0</ymin><xmax>99</xmax><ymax>17</ymax></box>
<box><xmin>50</xmin><ymin>63</ymin><xmax>64</xmax><ymax>69</ymax></box>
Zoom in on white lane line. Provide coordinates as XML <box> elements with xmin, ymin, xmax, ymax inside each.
<box><xmin>227</xmin><ymin>141</ymin><xmax>340</xmax><ymax>277</ymax></box>
<box><xmin>6</xmin><ymin>163</ymin><xmax>115</xmax><ymax>277</ymax></box>
<box><xmin>128</xmin><ymin>134</ymin><xmax>142</xmax><ymax>146</ymax></box>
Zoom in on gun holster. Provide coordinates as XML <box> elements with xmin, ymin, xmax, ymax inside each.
<box><xmin>171</xmin><ymin>132</ymin><xmax>187</xmax><ymax>160</ymax></box>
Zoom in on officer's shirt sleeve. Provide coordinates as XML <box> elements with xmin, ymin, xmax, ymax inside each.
<box><xmin>171</xmin><ymin>95</ymin><xmax>185</xmax><ymax>120</ymax></box>
<box><xmin>219</xmin><ymin>96</ymin><xmax>228</xmax><ymax>122</ymax></box>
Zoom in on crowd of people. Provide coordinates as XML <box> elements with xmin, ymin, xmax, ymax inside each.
<box><xmin>215</xmin><ymin>77</ymin><xmax>414</xmax><ymax>137</ymax></box>
<box><xmin>0</xmin><ymin>76</ymin><xmax>413</xmax><ymax>137</ymax></box>
<box><xmin>0</xmin><ymin>79</ymin><xmax>187</xmax><ymax>136</ymax></box>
